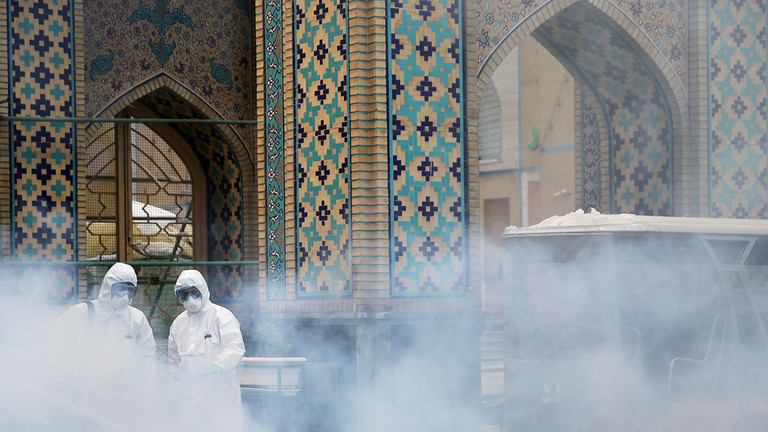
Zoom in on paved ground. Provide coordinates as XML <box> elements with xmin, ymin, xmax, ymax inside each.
<box><xmin>481</xmin><ymin>321</ymin><xmax>505</xmax><ymax>431</ymax></box>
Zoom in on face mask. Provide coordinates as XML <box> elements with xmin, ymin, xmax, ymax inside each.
<box><xmin>111</xmin><ymin>293</ymin><xmax>131</xmax><ymax>310</ymax></box>
<box><xmin>183</xmin><ymin>296</ymin><xmax>203</xmax><ymax>314</ymax></box>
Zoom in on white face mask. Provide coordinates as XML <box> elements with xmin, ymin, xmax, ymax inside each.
<box><xmin>183</xmin><ymin>297</ymin><xmax>203</xmax><ymax>314</ymax></box>
<box><xmin>111</xmin><ymin>293</ymin><xmax>131</xmax><ymax>310</ymax></box>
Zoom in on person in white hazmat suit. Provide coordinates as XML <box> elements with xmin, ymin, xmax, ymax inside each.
<box><xmin>52</xmin><ymin>262</ymin><xmax>156</xmax><ymax>431</ymax></box>
<box><xmin>168</xmin><ymin>269</ymin><xmax>246</xmax><ymax>431</ymax></box>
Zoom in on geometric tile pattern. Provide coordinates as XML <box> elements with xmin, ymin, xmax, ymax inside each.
<box><xmin>9</xmin><ymin>0</ymin><xmax>77</xmax><ymax>300</ymax></box>
<box><xmin>83</xmin><ymin>0</ymin><xmax>252</xmax><ymax>137</ymax></box>
<box><xmin>473</xmin><ymin>0</ymin><xmax>688</xmax><ymax>88</ymax></box>
<box><xmin>389</xmin><ymin>0</ymin><xmax>466</xmax><ymax>295</ymax></box>
<box><xmin>535</xmin><ymin>3</ymin><xmax>672</xmax><ymax>215</ymax></box>
<box><xmin>710</xmin><ymin>0</ymin><xmax>768</xmax><ymax>218</ymax></box>
<box><xmin>265</xmin><ymin>0</ymin><xmax>286</xmax><ymax>299</ymax></box>
<box><xmin>294</xmin><ymin>0</ymin><xmax>352</xmax><ymax>296</ymax></box>
<box><xmin>139</xmin><ymin>88</ymin><xmax>245</xmax><ymax>298</ymax></box>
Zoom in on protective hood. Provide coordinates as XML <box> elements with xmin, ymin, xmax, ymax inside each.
<box><xmin>174</xmin><ymin>269</ymin><xmax>211</xmax><ymax>308</ymax></box>
<box><xmin>97</xmin><ymin>263</ymin><xmax>138</xmax><ymax>301</ymax></box>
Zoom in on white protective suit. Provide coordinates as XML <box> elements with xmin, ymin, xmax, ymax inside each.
<box><xmin>168</xmin><ymin>269</ymin><xmax>246</xmax><ymax>431</ymax></box>
<box><xmin>52</xmin><ymin>262</ymin><xmax>156</xmax><ymax>430</ymax></box>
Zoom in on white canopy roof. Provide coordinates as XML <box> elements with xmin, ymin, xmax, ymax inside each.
<box><xmin>503</xmin><ymin>209</ymin><xmax>768</xmax><ymax>237</ymax></box>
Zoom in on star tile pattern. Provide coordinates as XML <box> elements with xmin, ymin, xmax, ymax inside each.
<box><xmin>8</xmin><ymin>0</ymin><xmax>768</xmax><ymax>303</ymax></box>
<box><xmin>389</xmin><ymin>0</ymin><xmax>466</xmax><ymax>295</ymax></box>
<box><xmin>710</xmin><ymin>0</ymin><xmax>768</xmax><ymax>218</ymax></box>
<box><xmin>8</xmin><ymin>0</ymin><xmax>271</xmax><ymax>300</ymax></box>
<box><xmin>294</xmin><ymin>0</ymin><xmax>352</xmax><ymax>296</ymax></box>
<box><xmin>8</xmin><ymin>0</ymin><xmax>77</xmax><ymax>298</ymax></box>
<box><xmin>535</xmin><ymin>3</ymin><xmax>672</xmax><ymax>215</ymax></box>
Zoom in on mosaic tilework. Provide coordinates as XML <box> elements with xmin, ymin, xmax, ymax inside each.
<box><xmin>9</xmin><ymin>0</ymin><xmax>78</xmax><ymax>298</ymax></box>
<box><xmin>473</xmin><ymin>0</ymin><xmax>688</xmax><ymax>88</ymax></box>
<box><xmin>535</xmin><ymin>2</ymin><xmax>672</xmax><ymax>215</ymax></box>
<box><xmin>389</xmin><ymin>0</ymin><xmax>466</xmax><ymax>295</ymax></box>
<box><xmin>139</xmin><ymin>88</ymin><xmax>245</xmax><ymax>298</ymax></box>
<box><xmin>82</xmin><ymin>0</ymin><xmax>252</xmax><ymax>135</ymax></box>
<box><xmin>81</xmin><ymin>0</ymin><xmax>259</xmax><ymax>297</ymax></box>
<box><xmin>710</xmin><ymin>0</ymin><xmax>768</xmax><ymax>218</ymax></box>
<box><xmin>0</xmin><ymin>1</ymin><xmax>8</xmax><ymax>259</ymax></box>
<box><xmin>294</xmin><ymin>0</ymin><xmax>352</xmax><ymax>295</ymax></box>
<box><xmin>579</xmin><ymin>89</ymin><xmax>603</xmax><ymax>211</ymax></box>
<box><xmin>265</xmin><ymin>0</ymin><xmax>285</xmax><ymax>299</ymax></box>
<box><xmin>678</xmin><ymin>0</ymin><xmax>711</xmax><ymax>217</ymax></box>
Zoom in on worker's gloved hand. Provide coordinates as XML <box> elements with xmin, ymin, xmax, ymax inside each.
<box><xmin>203</xmin><ymin>364</ymin><xmax>223</xmax><ymax>376</ymax></box>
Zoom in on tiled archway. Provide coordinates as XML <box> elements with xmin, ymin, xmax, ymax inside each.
<box><xmin>470</xmin><ymin>0</ymin><xmax>687</xmax><ymax>215</ymax></box>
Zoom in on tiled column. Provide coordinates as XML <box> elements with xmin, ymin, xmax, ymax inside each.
<box><xmin>6</xmin><ymin>0</ymin><xmax>80</xmax><ymax>299</ymax></box>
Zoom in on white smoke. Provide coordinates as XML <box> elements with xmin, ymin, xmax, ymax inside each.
<box><xmin>0</xmin><ymin>266</ymin><xmax>233</xmax><ymax>432</ymax></box>
<box><xmin>5</xmin><ymin>219</ymin><xmax>768</xmax><ymax>432</ymax></box>
<box><xmin>497</xmin><ymin>213</ymin><xmax>768</xmax><ymax>432</ymax></box>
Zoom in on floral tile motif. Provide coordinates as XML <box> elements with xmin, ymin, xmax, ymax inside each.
<box><xmin>473</xmin><ymin>0</ymin><xmax>687</xmax><ymax>89</ymax></box>
<box><xmin>83</xmin><ymin>0</ymin><xmax>252</xmax><ymax>130</ymax></box>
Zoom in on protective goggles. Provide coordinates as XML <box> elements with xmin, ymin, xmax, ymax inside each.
<box><xmin>111</xmin><ymin>282</ymin><xmax>137</xmax><ymax>299</ymax></box>
<box><xmin>176</xmin><ymin>287</ymin><xmax>202</xmax><ymax>302</ymax></box>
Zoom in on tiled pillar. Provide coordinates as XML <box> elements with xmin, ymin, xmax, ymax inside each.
<box><xmin>709</xmin><ymin>0</ymin><xmax>768</xmax><ymax>218</ymax></box>
<box><xmin>6</xmin><ymin>0</ymin><xmax>80</xmax><ymax>299</ymax></box>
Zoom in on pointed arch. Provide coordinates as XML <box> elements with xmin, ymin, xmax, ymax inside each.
<box><xmin>475</xmin><ymin>0</ymin><xmax>687</xmax><ymax>119</ymax></box>
<box><xmin>469</xmin><ymin>0</ymin><xmax>690</xmax><ymax>215</ymax></box>
<box><xmin>79</xmin><ymin>74</ymin><xmax>259</xmax><ymax>298</ymax></box>
<box><xmin>88</xmin><ymin>72</ymin><xmax>254</xmax><ymax>170</ymax></box>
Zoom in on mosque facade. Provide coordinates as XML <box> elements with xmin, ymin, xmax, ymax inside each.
<box><xmin>2</xmin><ymin>0</ymin><xmax>766</xmax><ymax>426</ymax></box>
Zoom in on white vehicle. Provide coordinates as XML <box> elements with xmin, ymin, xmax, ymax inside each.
<box><xmin>501</xmin><ymin>210</ymin><xmax>768</xmax><ymax>431</ymax></box>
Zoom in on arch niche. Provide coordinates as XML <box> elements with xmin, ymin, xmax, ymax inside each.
<box><xmin>81</xmin><ymin>74</ymin><xmax>256</xmax><ymax>301</ymax></box>
<box><xmin>473</xmin><ymin>0</ymin><xmax>689</xmax><ymax>216</ymax></box>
